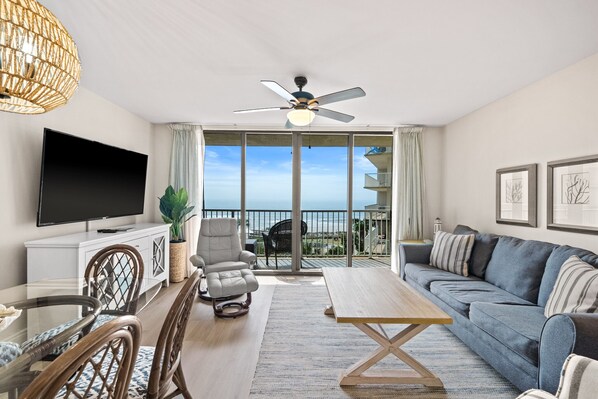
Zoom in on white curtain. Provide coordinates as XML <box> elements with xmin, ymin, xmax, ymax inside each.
<box><xmin>168</xmin><ymin>123</ymin><xmax>205</xmax><ymax>277</ymax></box>
<box><xmin>390</xmin><ymin>128</ymin><xmax>401</xmax><ymax>273</ymax></box>
<box><xmin>394</xmin><ymin>126</ymin><xmax>425</xmax><ymax>244</ymax></box>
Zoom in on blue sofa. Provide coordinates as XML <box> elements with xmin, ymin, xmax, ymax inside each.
<box><xmin>399</xmin><ymin>225</ymin><xmax>598</xmax><ymax>394</ymax></box>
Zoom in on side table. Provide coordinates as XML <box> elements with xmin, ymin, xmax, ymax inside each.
<box><xmin>245</xmin><ymin>239</ymin><xmax>257</xmax><ymax>254</ymax></box>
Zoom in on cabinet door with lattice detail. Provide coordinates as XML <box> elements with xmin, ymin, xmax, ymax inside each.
<box><xmin>150</xmin><ymin>232</ymin><xmax>169</xmax><ymax>286</ymax></box>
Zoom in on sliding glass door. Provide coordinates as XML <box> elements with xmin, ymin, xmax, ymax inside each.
<box><xmin>353</xmin><ymin>135</ymin><xmax>393</xmax><ymax>268</ymax></box>
<box><xmin>203</xmin><ymin>132</ymin><xmax>241</xmax><ymax>216</ymax></box>
<box><xmin>300</xmin><ymin>134</ymin><xmax>349</xmax><ymax>269</ymax></box>
<box><xmin>203</xmin><ymin>130</ymin><xmax>393</xmax><ymax>273</ymax></box>
<box><xmin>246</xmin><ymin>133</ymin><xmax>294</xmax><ymax>271</ymax></box>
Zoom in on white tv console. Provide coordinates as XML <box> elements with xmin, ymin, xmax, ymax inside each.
<box><xmin>25</xmin><ymin>223</ymin><xmax>170</xmax><ymax>294</ymax></box>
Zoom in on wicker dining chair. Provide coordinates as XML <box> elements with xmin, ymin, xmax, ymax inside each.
<box><xmin>20</xmin><ymin>244</ymin><xmax>145</xmax><ymax>358</ymax></box>
<box><xmin>86</xmin><ymin>243</ymin><xmax>145</xmax><ymax>317</ymax></box>
<box><xmin>19</xmin><ymin>315</ymin><xmax>142</xmax><ymax>399</ymax></box>
<box><xmin>127</xmin><ymin>269</ymin><xmax>200</xmax><ymax>399</ymax></box>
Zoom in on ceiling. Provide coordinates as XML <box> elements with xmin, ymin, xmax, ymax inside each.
<box><xmin>39</xmin><ymin>0</ymin><xmax>598</xmax><ymax>127</ymax></box>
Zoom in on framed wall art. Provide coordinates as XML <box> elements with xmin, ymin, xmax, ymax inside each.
<box><xmin>547</xmin><ymin>155</ymin><xmax>598</xmax><ymax>234</ymax></box>
<box><xmin>496</xmin><ymin>164</ymin><xmax>537</xmax><ymax>227</ymax></box>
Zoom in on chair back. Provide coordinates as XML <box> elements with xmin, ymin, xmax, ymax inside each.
<box><xmin>147</xmin><ymin>269</ymin><xmax>200</xmax><ymax>398</ymax></box>
<box><xmin>85</xmin><ymin>244</ymin><xmax>144</xmax><ymax>315</ymax></box>
<box><xmin>20</xmin><ymin>315</ymin><xmax>142</xmax><ymax>399</ymax></box>
<box><xmin>267</xmin><ymin>219</ymin><xmax>308</xmax><ymax>251</ymax></box>
<box><xmin>196</xmin><ymin>218</ymin><xmax>242</xmax><ymax>265</ymax></box>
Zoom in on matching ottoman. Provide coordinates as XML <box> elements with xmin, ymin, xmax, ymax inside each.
<box><xmin>205</xmin><ymin>269</ymin><xmax>259</xmax><ymax>318</ymax></box>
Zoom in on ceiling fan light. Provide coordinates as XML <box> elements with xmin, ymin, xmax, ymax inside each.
<box><xmin>0</xmin><ymin>0</ymin><xmax>81</xmax><ymax>114</ymax></box>
<box><xmin>287</xmin><ymin>109</ymin><xmax>315</xmax><ymax>126</ymax></box>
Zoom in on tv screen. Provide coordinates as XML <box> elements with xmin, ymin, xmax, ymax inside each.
<box><xmin>37</xmin><ymin>128</ymin><xmax>148</xmax><ymax>226</ymax></box>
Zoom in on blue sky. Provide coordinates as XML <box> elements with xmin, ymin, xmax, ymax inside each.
<box><xmin>204</xmin><ymin>145</ymin><xmax>378</xmax><ymax>210</ymax></box>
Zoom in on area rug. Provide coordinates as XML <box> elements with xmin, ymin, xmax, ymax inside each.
<box><xmin>250</xmin><ymin>283</ymin><xmax>521</xmax><ymax>398</ymax></box>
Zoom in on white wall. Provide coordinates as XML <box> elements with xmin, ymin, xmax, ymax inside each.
<box><xmin>422</xmin><ymin>127</ymin><xmax>444</xmax><ymax>239</ymax></box>
<box><xmin>442</xmin><ymin>52</ymin><xmax>598</xmax><ymax>253</ymax></box>
<box><xmin>0</xmin><ymin>87</ymin><xmax>158</xmax><ymax>289</ymax></box>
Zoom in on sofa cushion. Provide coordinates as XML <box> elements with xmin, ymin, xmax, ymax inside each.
<box><xmin>545</xmin><ymin>256</ymin><xmax>598</xmax><ymax>317</ymax></box>
<box><xmin>453</xmin><ymin>224</ymin><xmax>478</xmax><ymax>235</ymax></box>
<box><xmin>484</xmin><ymin>236</ymin><xmax>557</xmax><ymax>303</ymax></box>
<box><xmin>430</xmin><ymin>231</ymin><xmax>475</xmax><ymax>276</ymax></box>
<box><xmin>204</xmin><ymin>261</ymin><xmax>249</xmax><ymax>274</ymax></box>
<box><xmin>538</xmin><ymin>245</ymin><xmax>598</xmax><ymax>307</ymax></box>
<box><xmin>470</xmin><ymin>303</ymin><xmax>546</xmax><ymax>366</ymax></box>
<box><xmin>405</xmin><ymin>263</ymin><xmax>481</xmax><ymax>290</ymax></box>
<box><xmin>453</xmin><ymin>225</ymin><xmax>500</xmax><ymax>279</ymax></box>
<box><xmin>430</xmin><ymin>281</ymin><xmax>533</xmax><ymax>317</ymax></box>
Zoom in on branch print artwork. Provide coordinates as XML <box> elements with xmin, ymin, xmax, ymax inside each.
<box><xmin>550</xmin><ymin>157</ymin><xmax>598</xmax><ymax>231</ymax></box>
<box><xmin>561</xmin><ymin>173</ymin><xmax>590</xmax><ymax>205</ymax></box>
<box><xmin>498</xmin><ymin>169</ymin><xmax>530</xmax><ymax>223</ymax></box>
<box><xmin>505</xmin><ymin>178</ymin><xmax>523</xmax><ymax>204</ymax></box>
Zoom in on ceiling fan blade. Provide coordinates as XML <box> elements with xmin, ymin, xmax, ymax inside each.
<box><xmin>315</xmin><ymin>107</ymin><xmax>355</xmax><ymax>123</ymax></box>
<box><xmin>312</xmin><ymin>87</ymin><xmax>365</xmax><ymax>106</ymax></box>
<box><xmin>261</xmin><ymin>80</ymin><xmax>298</xmax><ymax>103</ymax></box>
<box><xmin>233</xmin><ymin>106</ymin><xmax>291</xmax><ymax>114</ymax></box>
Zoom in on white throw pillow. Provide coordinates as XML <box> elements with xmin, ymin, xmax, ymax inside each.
<box><xmin>545</xmin><ymin>255</ymin><xmax>598</xmax><ymax>317</ymax></box>
<box><xmin>429</xmin><ymin>231</ymin><xmax>475</xmax><ymax>276</ymax></box>
<box><xmin>556</xmin><ymin>354</ymin><xmax>598</xmax><ymax>399</ymax></box>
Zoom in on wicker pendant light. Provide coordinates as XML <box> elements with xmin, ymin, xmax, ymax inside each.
<box><xmin>0</xmin><ymin>0</ymin><xmax>81</xmax><ymax>114</ymax></box>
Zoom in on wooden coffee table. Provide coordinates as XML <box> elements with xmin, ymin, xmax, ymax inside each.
<box><xmin>323</xmin><ymin>268</ymin><xmax>452</xmax><ymax>387</ymax></box>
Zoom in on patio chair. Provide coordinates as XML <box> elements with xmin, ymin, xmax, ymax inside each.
<box><xmin>262</xmin><ymin>219</ymin><xmax>308</xmax><ymax>269</ymax></box>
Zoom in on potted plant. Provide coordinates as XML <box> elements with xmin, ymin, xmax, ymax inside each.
<box><xmin>158</xmin><ymin>185</ymin><xmax>195</xmax><ymax>282</ymax></box>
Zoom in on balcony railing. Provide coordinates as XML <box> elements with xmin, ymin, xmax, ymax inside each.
<box><xmin>365</xmin><ymin>204</ymin><xmax>391</xmax><ymax>210</ymax></box>
<box><xmin>364</xmin><ymin>172</ymin><xmax>391</xmax><ymax>189</ymax></box>
<box><xmin>202</xmin><ymin>209</ymin><xmax>391</xmax><ymax>258</ymax></box>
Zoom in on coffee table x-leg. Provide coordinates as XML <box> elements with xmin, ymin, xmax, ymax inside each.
<box><xmin>339</xmin><ymin>322</ymin><xmax>443</xmax><ymax>387</ymax></box>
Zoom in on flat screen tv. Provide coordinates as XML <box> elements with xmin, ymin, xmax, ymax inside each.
<box><xmin>37</xmin><ymin>128</ymin><xmax>148</xmax><ymax>226</ymax></box>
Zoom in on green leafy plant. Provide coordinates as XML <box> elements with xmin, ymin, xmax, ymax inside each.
<box><xmin>158</xmin><ymin>185</ymin><xmax>195</xmax><ymax>242</ymax></box>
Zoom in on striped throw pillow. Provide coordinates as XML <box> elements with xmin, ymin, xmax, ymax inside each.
<box><xmin>516</xmin><ymin>389</ymin><xmax>557</xmax><ymax>399</ymax></box>
<box><xmin>556</xmin><ymin>354</ymin><xmax>598</xmax><ymax>399</ymax></box>
<box><xmin>545</xmin><ymin>256</ymin><xmax>598</xmax><ymax>317</ymax></box>
<box><xmin>429</xmin><ymin>231</ymin><xmax>475</xmax><ymax>276</ymax></box>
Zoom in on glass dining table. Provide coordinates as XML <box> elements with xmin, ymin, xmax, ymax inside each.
<box><xmin>0</xmin><ymin>278</ymin><xmax>101</xmax><ymax>397</ymax></box>
<box><xmin>0</xmin><ymin>277</ymin><xmax>162</xmax><ymax>397</ymax></box>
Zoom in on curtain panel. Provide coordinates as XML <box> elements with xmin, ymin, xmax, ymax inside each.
<box><xmin>168</xmin><ymin>123</ymin><xmax>205</xmax><ymax>276</ymax></box>
<box><xmin>394</xmin><ymin>127</ymin><xmax>425</xmax><ymax>243</ymax></box>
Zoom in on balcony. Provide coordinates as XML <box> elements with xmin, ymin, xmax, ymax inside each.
<box><xmin>364</xmin><ymin>172</ymin><xmax>391</xmax><ymax>191</ymax></box>
<box><xmin>364</xmin><ymin>146</ymin><xmax>392</xmax><ymax>169</ymax></box>
<box><xmin>203</xmin><ymin>209</ymin><xmax>391</xmax><ymax>271</ymax></box>
<box><xmin>365</xmin><ymin>146</ymin><xmax>392</xmax><ymax>155</ymax></box>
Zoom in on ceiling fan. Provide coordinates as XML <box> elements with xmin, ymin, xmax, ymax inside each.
<box><xmin>234</xmin><ymin>76</ymin><xmax>365</xmax><ymax>127</ymax></box>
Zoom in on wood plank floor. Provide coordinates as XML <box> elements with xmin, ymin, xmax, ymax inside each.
<box><xmin>137</xmin><ymin>275</ymin><xmax>325</xmax><ymax>399</ymax></box>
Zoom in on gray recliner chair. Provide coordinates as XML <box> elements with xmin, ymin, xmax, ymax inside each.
<box><xmin>190</xmin><ymin>218</ymin><xmax>256</xmax><ymax>300</ymax></box>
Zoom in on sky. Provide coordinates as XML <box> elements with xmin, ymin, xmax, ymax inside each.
<box><xmin>204</xmin><ymin>145</ymin><xmax>380</xmax><ymax>210</ymax></box>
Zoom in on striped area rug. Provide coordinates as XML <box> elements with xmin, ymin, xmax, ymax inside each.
<box><xmin>250</xmin><ymin>283</ymin><xmax>521</xmax><ymax>398</ymax></box>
